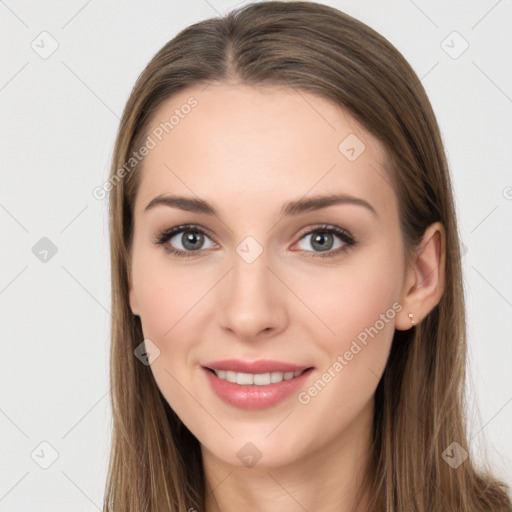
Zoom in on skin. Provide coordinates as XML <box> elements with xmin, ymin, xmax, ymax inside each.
<box><xmin>128</xmin><ymin>82</ymin><xmax>445</xmax><ymax>511</ymax></box>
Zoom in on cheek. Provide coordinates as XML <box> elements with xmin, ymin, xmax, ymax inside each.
<box><xmin>132</xmin><ymin>255</ymin><xmax>207</xmax><ymax>412</ymax></box>
<box><xmin>298</xmin><ymin>248</ymin><xmax>401</xmax><ymax>338</ymax></box>
<box><xmin>133</xmin><ymin>246</ymin><xmax>208</xmax><ymax>342</ymax></box>
<box><xmin>295</xmin><ymin>246</ymin><xmax>401</xmax><ymax>381</ymax></box>
<box><xmin>285</xmin><ymin>256</ymin><xmax>401</xmax><ymax>443</ymax></box>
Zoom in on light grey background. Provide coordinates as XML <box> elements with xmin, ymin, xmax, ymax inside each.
<box><xmin>1</xmin><ymin>0</ymin><xmax>511</xmax><ymax>509</ymax></box>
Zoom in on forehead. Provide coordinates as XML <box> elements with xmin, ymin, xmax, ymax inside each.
<box><xmin>133</xmin><ymin>83</ymin><xmax>395</xmax><ymax>219</ymax></box>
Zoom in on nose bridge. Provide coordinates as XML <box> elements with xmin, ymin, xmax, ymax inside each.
<box><xmin>218</xmin><ymin>233</ymin><xmax>284</xmax><ymax>337</ymax></box>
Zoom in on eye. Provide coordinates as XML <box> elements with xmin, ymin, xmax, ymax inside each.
<box><xmin>294</xmin><ymin>225</ymin><xmax>355</xmax><ymax>258</ymax></box>
<box><xmin>153</xmin><ymin>224</ymin><xmax>217</xmax><ymax>258</ymax></box>
<box><xmin>153</xmin><ymin>223</ymin><xmax>356</xmax><ymax>259</ymax></box>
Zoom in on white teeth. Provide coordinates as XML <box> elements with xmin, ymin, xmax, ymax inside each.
<box><xmin>236</xmin><ymin>372</ymin><xmax>254</xmax><ymax>385</ymax></box>
<box><xmin>213</xmin><ymin>369</ymin><xmax>304</xmax><ymax>385</ymax></box>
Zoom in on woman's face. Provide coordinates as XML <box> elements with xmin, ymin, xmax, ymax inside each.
<box><xmin>129</xmin><ymin>83</ymin><xmax>409</xmax><ymax>468</ymax></box>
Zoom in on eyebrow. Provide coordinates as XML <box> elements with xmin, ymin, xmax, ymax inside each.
<box><xmin>144</xmin><ymin>193</ymin><xmax>378</xmax><ymax>218</ymax></box>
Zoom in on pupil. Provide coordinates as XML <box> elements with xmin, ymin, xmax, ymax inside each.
<box><xmin>183</xmin><ymin>231</ymin><xmax>203</xmax><ymax>250</ymax></box>
<box><xmin>313</xmin><ymin>233</ymin><xmax>332</xmax><ymax>251</ymax></box>
<box><xmin>179</xmin><ymin>230</ymin><xmax>334</xmax><ymax>252</ymax></box>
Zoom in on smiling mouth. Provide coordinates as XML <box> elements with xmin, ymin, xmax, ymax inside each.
<box><xmin>205</xmin><ymin>367</ymin><xmax>312</xmax><ymax>386</ymax></box>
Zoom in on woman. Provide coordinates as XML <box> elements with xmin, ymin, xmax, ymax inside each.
<box><xmin>103</xmin><ymin>1</ymin><xmax>512</xmax><ymax>510</ymax></box>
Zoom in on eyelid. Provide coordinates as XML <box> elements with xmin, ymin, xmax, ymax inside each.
<box><xmin>154</xmin><ymin>223</ymin><xmax>216</xmax><ymax>243</ymax></box>
<box><xmin>292</xmin><ymin>224</ymin><xmax>355</xmax><ymax>253</ymax></box>
<box><xmin>154</xmin><ymin>223</ymin><xmax>355</xmax><ymax>258</ymax></box>
<box><xmin>296</xmin><ymin>224</ymin><xmax>351</xmax><ymax>240</ymax></box>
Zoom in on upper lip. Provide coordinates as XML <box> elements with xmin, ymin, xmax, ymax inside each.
<box><xmin>203</xmin><ymin>359</ymin><xmax>313</xmax><ymax>374</ymax></box>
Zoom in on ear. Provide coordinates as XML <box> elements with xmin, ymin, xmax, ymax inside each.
<box><xmin>395</xmin><ymin>222</ymin><xmax>446</xmax><ymax>330</ymax></box>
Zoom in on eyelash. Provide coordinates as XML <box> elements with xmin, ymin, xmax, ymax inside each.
<box><xmin>152</xmin><ymin>223</ymin><xmax>356</xmax><ymax>259</ymax></box>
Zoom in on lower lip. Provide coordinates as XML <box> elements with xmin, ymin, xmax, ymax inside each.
<box><xmin>202</xmin><ymin>367</ymin><xmax>314</xmax><ymax>410</ymax></box>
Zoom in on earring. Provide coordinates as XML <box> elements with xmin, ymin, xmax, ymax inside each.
<box><xmin>408</xmin><ymin>312</ymin><xmax>416</xmax><ymax>326</ymax></box>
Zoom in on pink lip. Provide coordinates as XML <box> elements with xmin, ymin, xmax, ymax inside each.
<box><xmin>201</xmin><ymin>365</ymin><xmax>315</xmax><ymax>410</ymax></box>
<box><xmin>202</xmin><ymin>359</ymin><xmax>312</xmax><ymax>374</ymax></box>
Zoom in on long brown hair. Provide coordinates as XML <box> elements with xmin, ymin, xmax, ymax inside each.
<box><xmin>104</xmin><ymin>2</ymin><xmax>512</xmax><ymax>510</ymax></box>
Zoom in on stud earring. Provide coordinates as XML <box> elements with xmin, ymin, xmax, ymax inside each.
<box><xmin>408</xmin><ymin>312</ymin><xmax>416</xmax><ymax>326</ymax></box>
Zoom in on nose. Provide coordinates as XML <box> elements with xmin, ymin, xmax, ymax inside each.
<box><xmin>218</xmin><ymin>247</ymin><xmax>287</xmax><ymax>341</ymax></box>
